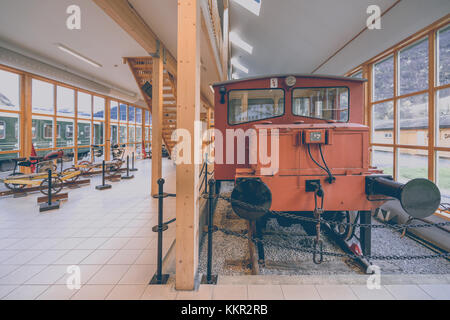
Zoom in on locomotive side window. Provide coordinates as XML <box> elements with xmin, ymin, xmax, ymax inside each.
<box><xmin>0</xmin><ymin>121</ymin><xmax>5</xmax><ymax>139</ymax></box>
<box><xmin>228</xmin><ymin>89</ymin><xmax>285</xmax><ymax>125</ymax></box>
<box><xmin>43</xmin><ymin>123</ymin><xmax>53</xmax><ymax>139</ymax></box>
<box><xmin>292</xmin><ymin>87</ymin><xmax>349</xmax><ymax>122</ymax></box>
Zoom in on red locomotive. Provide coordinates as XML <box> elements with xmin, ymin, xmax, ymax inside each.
<box><xmin>213</xmin><ymin>74</ymin><xmax>441</xmax><ymax>261</ymax></box>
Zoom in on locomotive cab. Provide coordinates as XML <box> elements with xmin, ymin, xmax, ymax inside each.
<box><xmin>213</xmin><ymin>75</ymin><xmax>441</xmax><ymax>230</ymax></box>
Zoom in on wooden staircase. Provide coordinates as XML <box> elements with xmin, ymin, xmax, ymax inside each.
<box><xmin>125</xmin><ymin>57</ymin><xmax>178</xmax><ymax>156</ymax></box>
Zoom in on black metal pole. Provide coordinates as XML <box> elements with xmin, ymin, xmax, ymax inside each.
<box><xmin>47</xmin><ymin>169</ymin><xmax>52</xmax><ymax>206</ymax></box>
<box><xmin>206</xmin><ymin>179</ymin><xmax>215</xmax><ymax>283</ymax></box>
<box><xmin>127</xmin><ymin>156</ymin><xmax>130</xmax><ymax>176</ymax></box>
<box><xmin>156</xmin><ymin>178</ymin><xmax>164</xmax><ymax>283</ymax></box>
<box><xmin>121</xmin><ymin>155</ymin><xmax>134</xmax><ymax>180</ymax></box>
<box><xmin>102</xmin><ymin>160</ymin><xmax>106</xmax><ymax>186</ymax></box>
<box><xmin>204</xmin><ymin>161</ymin><xmax>208</xmax><ymax>193</ymax></box>
<box><xmin>360</xmin><ymin>211</ymin><xmax>372</xmax><ymax>256</ymax></box>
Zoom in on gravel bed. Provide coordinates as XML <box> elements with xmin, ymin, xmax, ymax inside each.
<box><xmin>198</xmin><ymin>194</ymin><xmax>450</xmax><ymax>276</ymax></box>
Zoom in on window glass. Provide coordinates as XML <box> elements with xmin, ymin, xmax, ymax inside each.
<box><xmin>399</xmin><ymin>38</ymin><xmax>428</xmax><ymax>95</ymax></box>
<box><xmin>0</xmin><ymin>69</ymin><xmax>20</xmax><ymax>109</ymax></box>
<box><xmin>77</xmin><ymin>121</ymin><xmax>91</xmax><ymax>146</ymax></box>
<box><xmin>351</xmin><ymin>71</ymin><xmax>363</xmax><ymax>79</ymax></box>
<box><xmin>373</xmin><ymin>56</ymin><xmax>394</xmax><ymax>102</ymax></box>
<box><xmin>292</xmin><ymin>87</ymin><xmax>349</xmax><ymax>122</ymax></box>
<box><xmin>110</xmin><ymin>101</ymin><xmax>118</xmax><ymax>121</ymax></box>
<box><xmin>32</xmin><ymin>79</ymin><xmax>54</xmax><ymax>114</ymax></box>
<box><xmin>228</xmin><ymin>89</ymin><xmax>284</xmax><ymax>125</ymax></box>
<box><xmin>145</xmin><ymin>110</ymin><xmax>150</xmax><ymax>125</ymax></box>
<box><xmin>93</xmin><ymin>122</ymin><xmax>104</xmax><ymax>145</ymax></box>
<box><xmin>93</xmin><ymin>96</ymin><xmax>105</xmax><ymax>119</ymax></box>
<box><xmin>57</xmin><ymin>86</ymin><xmax>75</xmax><ymax>116</ymax></box>
<box><xmin>399</xmin><ymin>94</ymin><xmax>428</xmax><ymax>146</ymax></box>
<box><xmin>0</xmin><ymin>153</ymin><xmax>19</xmax><ymax>173</ymax></box>
<box><xmin>372</xmin><ymin>146</ymin><xmax>393</xmax><ymax>177</ymax></box>
<box><xmin>437</xmin><ymin>151</ymin><xmax>450</xmax><ymax>204</ymax></box>
<box><xmin>438</xmin><ymin>25</ymin><xmax>450</xmax><ymax>86</ymax></box>
<box><xmin>128</xmin><ymin>126</ymin><xmax>135</xmax><ymax>143</ymax></box>
<box><xmin>56</xmin><ymin>119</ymin><xmax>74</xmax><ymax>147</ymax></box>
<box><xmin>136</xmin><ymin>108</ymin><xmax>142</xmax><ymax>123</ymax></box>
<box><xmin>145</xmin><ymin>126</ymin><xmax>149</xmax><ymax>141</ymax></box>
<box><xmin>372</xmin><ymin>101</ymin><xmax>394</xmax><ymax>144</ymax></box>
<box><xmin>111</xmin><ymin>124</ymin><xmax>118</xmax><ymax>145</ymax></box>
<box><xmin>436</xmin><ymin>88</ymin><xmax>450</xmax><ymax>147</ymax></box>
<box><xmin>32</xmin><ymin>116</ymin><xmax>53</xmax><ymax>149</ymax></box>
<box><xmin>398</xmin><ymin>148</ymin><xmax>428</xmax><ymax>184</ymax></box>
<box><xmin>0</xmin><ymin>113</ymin><xmax>19</xmax><ymax>152</ymax></box>
<box><xmin>136</xmin><ymin>126</ymin><xmax>142</xmax><ymax>143</ymax></box>
<box><xmin>78</xmin><ymin>92</ymin><xmax>92</xmax><ymax>118</ymax></box>
<box><xmin>120</xmin><ymin>104</ymin><xmax>127</xmax><ymax>121</ymax></box>
<box><xmin>119</xmin><ymin>125</ymin><xmax>127</xmax><ymax>143</ymax></box>
<box><xmin>129</xmin><ymin>106</ymin><xmax>135</xmax><ymax>123</ymax></box>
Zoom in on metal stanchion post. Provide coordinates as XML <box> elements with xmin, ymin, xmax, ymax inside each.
<box><xmin>96</xmin><ymin>160</ymin><xmax>112</xmax><ymax>190</ymax></box>
<box><xmin>130</xmin><ymin>152</ymin><xmax>138</xmax><ymax>172</ymax></box>
<box><xmin>150</xmin><ymin>178</ymin><xmax>170</xmax><ymax>285</ymax></box>
<box><xmin>39</xmin><ymin>169</ymin><xmax>60</xmax><ymax>212</ymax></box>
<box><xmin>121</xmin><ymin>155</ymin><xmax>134</xmax><ymax>180</ymax></box>
<box><xmin>201</xmin><ymin>179</ymin><xmax>218</xmax><ymax>284</ymax></box>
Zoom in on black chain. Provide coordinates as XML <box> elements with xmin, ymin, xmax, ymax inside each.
<box><xmin>216</xmin><ymin>194</ymin><xmax>450</xmax><ymax>230</ymax></box>
<box><xmin>217</xmin><ymin>227</ymin><xmax>450</xmax><ymax>261</ymax></box>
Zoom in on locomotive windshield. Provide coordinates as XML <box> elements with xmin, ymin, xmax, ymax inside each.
<box><xmin>292</xmin><ymin>87</ymin><xmax>349</xmax><ymax>122</ymax></box>
<box><xmin>228</xmin><ymin>89</ymin><xmax>284</xmax><ymax>125</ymax></box>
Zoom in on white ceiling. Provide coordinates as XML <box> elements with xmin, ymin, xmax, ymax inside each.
<box><xmin>0</xmin><ymin>0</ymin><xmax>219</xmax><ymax>105</ymax></box>
<box><xmin>230</xmin><ymin>0</ymin><xmax>440</xmax><ymax>78</ymax></box>
<box><xmin>0</xmin><ymin>0</ymin><xmax>148</xmax><ymax>98</ymax></box>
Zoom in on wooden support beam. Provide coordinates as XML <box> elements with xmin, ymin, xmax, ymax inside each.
<box><xmin>176</xmin><ymin>0</ymin><xmax>201</xmax><ymax>291</ymax></box>
<box><xmin>93</xmin><ymin>0</ymin><xmax>177</xmax><ymax>77</ymax></box>
<box><xmin>152</xmin><ymin>56</ymin><xmax>164</xmax><ymax>196</ymax></box>
<box><xmin>21</xmin><ymin>74</ymin><xmax>32</xmax><ymax>173</ymax></box>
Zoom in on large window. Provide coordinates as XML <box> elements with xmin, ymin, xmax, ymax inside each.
<box><xmin>77</xmin><ymin>92</ymin><xmax>92</xmax><ymax>118</ymax></box>
<box><xmin>437</xmin><ymin>25</ymin><xmax>450</xmax><ymax>86</ymax></box>
<box><xmin>0</xmin><ymin>68</ymin><xmax>21</xmax><ymax>173</ymax></box>
<box><xmin>57</xmin><ymin>86</ymin><xmax>75</xmax><ymax>116</ymax></box>
<box><xmin>292</xmin><ymin>87</ymin><xmax>349</xmax><ymax>122</ymax></box>
<box><xmin>399</xmin><ymin>38</ymin><xmax>428</xmax><ymax>95</ymax></box>
<box><xmin>350</xmin><ymin>21</ymin><xmax>450</xmax><ymax>210</ymax></box>
<box><xmin>373</xmin><ymin>56</ymin><xmax>394</xmax><ymax>102</ymax></box>
<box><xmin>228</xmin><ymin>89</ymin><xmax>284</xmax><ymax>125</ymax></box>
<box><xmin>0</xmin><ymin>64</ymin><xmax>139</xmax><ymax>169</ymax></box>
<box><xmin>32</xmin><ymin>79</ymin><xmax>54</xmax><ymax>114</ymax></box>
<box><xmin>0</xmin><ymin>69</ymin><xmax>20</xmax><ymax>110</ymax></box>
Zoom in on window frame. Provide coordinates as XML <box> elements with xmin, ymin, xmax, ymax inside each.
<box><xmin>227</xmin><ymin>88</ymin><xmax>286</xmax><ymax>126</ymax></box>
<box><xmin>291</xmin><ymin>86</ymin><xmax>350</xmax><ymax>123</ymax></box>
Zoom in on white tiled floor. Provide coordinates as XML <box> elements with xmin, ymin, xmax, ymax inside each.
<box><xmin>1</xmin><ymin>158</ymin><xmax>449</xmax><ymax>300</ymax></box>
<box><xmin>0</xmin><ymin>159</ymin><xmax>176</xmax><ymax>300</ymax></box>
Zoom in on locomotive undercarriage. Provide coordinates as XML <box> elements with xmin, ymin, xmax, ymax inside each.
<box><xmin>246</xmin><ymin>210</ymin><xmax>373</xmax><ymax>272</ymax></box>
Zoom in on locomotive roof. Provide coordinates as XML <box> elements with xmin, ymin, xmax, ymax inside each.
<box><xmin>213</xmin><ymin>74</ymin><xmax>367</xmax><ymax>87</ymax></box>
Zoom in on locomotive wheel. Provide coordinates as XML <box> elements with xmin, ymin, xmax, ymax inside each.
<box><xmin>4</xmin><ymin>172</ymin><xmax>26</xmax><ymax>191</ymax></box>
<box><xmin>329</xmin><ymin>211</ymin><xmax>358</xmax><ymax>241</ymax></box>
<box><xmin>40</xmin><ymin>176</ymin><xmax>63</xmax><ymax>195</ymax></box>
<box><xmin>231</xmin><ymin>178</ymin><xmax>272</xmax><ymax>221</ymax></box>
<box><xmin>62</xmin><ymin>168</ymin><xmax>80</xmax><ymax>183</ymax></box>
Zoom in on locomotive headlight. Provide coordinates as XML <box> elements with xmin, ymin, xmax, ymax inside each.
<box><xmin>285</xmin><ymin>76</ymin><xmax>297</xmax><ymax>87</ymax></box>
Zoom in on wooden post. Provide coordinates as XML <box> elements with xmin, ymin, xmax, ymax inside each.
<box><xmin>152</xmin><ymin>56</ymin><xmax>164</xmax><ymax>196</ymax></box>
<box><xmin>22</xmin><ymin>74</ymin><xmax>33</xmax><ymax>173</ymax></box>
<box><xmin>176</xmin><ymin>0</ymin><xmax>201</xmax><ymax>291</ymax></box>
